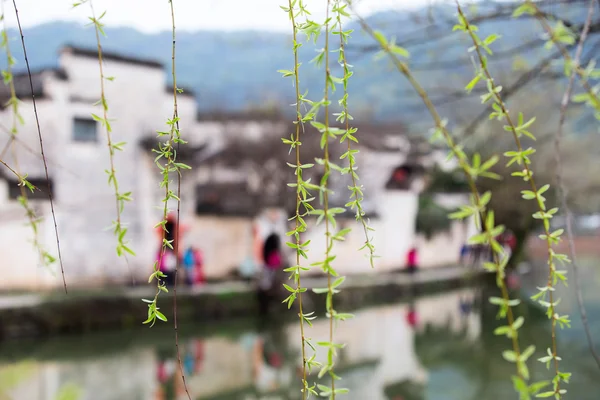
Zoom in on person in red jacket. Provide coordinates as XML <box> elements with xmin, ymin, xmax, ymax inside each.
<box><xmin>406</xmin><ymin>246</ymin><xmax>418</xmax><ymax>273</ymax></box>
<box><xmin>192</xmin><ymin>247</ymin><xmax>205</xmax><ymax>285</ymax></box>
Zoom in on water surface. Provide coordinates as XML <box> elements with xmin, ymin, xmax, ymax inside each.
<box><xmin>1</xmin><ymin>258</ymin><xmax>600</xmax><ymax>400</ymax></box>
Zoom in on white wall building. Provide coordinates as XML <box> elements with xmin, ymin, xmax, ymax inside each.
<box><xmin>0</xmin><ymin>46</ymin><xmax>473</xmax><ymax>290</ymax></box>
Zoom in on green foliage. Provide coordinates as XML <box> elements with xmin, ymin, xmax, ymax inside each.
<box><xmin>280</xmin><ymin>0</ymin><xmax>316</xmax><ymax>395</ymax></box>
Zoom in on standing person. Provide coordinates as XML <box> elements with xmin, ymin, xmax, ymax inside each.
<box><xmin>182</xmin><ymin>246</ymin><xmax>195</xmax><ymax>286</ymax></box>
<box><xmin>257</xmin><ymin>233</ymin><xmax>284</xmax><ymax>317</ymax></box>
<box><xmin>459</xmin><ymin>243</ymin><xmax>470</xmax><ymax>265</ymax></box>
<box><xmin>406</xmin><ymin>302</ymin><xmax>418</xmax><ymax>328</ymax></box>
<box><xmin>406</xmin><ymin>246</ymin><xmax>418</xmax><ymax>274</ymax></box>
<box><xmin>192</xmin><ymin>247</ymin><xmax>205</xmax><ymax>286</ymax></box>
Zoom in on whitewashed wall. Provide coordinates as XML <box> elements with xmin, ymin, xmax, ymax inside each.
<box><xmin>0</xmin><ymin>197</ymin><xmax>58</xmax><ymax>289</ymax></box>
<box><xmin>0</xmin><ymin>49</ymin><xmax>206</xmax><ymax>289</ymax></box>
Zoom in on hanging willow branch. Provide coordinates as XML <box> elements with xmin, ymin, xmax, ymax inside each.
<box><xmin>347</xmin><ymin>2</ymin><xmax>547</xmax><ymax>397</ymax></box>
<box><xmin>455</xmin><ymin>2</ymin><xmax>571</xmax><ymax>397</ymax></box>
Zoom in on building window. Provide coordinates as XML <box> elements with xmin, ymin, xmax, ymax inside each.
<box><xmin>385</xmin><ymin>165</ymin><xmax>414</xmax><ymax>190</ymax></box>
<box><xmin>73</xmin><ymin>117</ymin><xmax>97</xmax><ymax>142</ymax></box>
<box><xmin>8</xmin><ymin>178</ymin><xmax>54</xmax><ymax>201</ymax></box>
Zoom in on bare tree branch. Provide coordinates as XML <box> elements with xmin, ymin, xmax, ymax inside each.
<box><xmin>346</xmin><ymin>0</ymin><xmax>584</xmax><ymax>54</ymax></box>
<box><xmin>553</xmin><ymin>0</ymin><xmax>600</xmax><ymax>370</ymax></box>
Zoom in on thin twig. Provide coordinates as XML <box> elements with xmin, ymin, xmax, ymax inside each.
<box><xmin>554</xmin><ymin>0</ymin><xmax>600</xmax><ymax>370</ymax></box>
<box><xmin>0</xmin><ymin>157</ymin><xmax>21</xmax><ymax>180</ymax></box>
<box><xmin>0</xmin><ymin>135</ymin><xmax>12</xmax><ymax>159</ymax></box>
<box><xmin>12</xmin><ymin>0</ymin><xmax>67</xmax><ymax>293</ymax></box>
<box><xmin>168</xmin><ymin>1</ymin><xmax>191</xmax><ymax>398</ymax></box>
<box><xmin>335</xmin><ymin>1</ymin><xmax>376</xmax><ymax>267</ymax></box>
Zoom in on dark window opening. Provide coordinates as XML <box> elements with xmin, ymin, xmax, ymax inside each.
<box><xmin>195</xmin><ymin>191</ymin><xmax>223</xmax><ymax>215</ymax></box>
<box><xmin>73</xmin><ymin>117</ymin><xmax>98</xmax><ymax>142</ymax></box>
<box><xmin>8</xmin><ymin>178</ymin><xmax>54</xmax><ymax>201</ymax></box>
<box><xmin>385</xmin><ymin>165</ymin><xmax>416</xmax><ymax>190</ymax></box>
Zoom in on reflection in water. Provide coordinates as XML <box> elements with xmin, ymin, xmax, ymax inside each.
<box><xmin>2</xmin><ymin>280</ymin><xmax>600</xmax><ymax>400</ymax></box>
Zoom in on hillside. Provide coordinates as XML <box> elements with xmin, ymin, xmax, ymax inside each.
<box><xmin>1</xmin><ymin>2</ymin><xmax>595</xmax><ymax>130</ymax></box>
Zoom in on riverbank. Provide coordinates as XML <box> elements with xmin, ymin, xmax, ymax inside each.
<box><xmin>0</xmin><ymin>265</ymin><xmax>484</xmax><ymax>341</ymax></box>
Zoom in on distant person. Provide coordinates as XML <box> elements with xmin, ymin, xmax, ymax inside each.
<box><xmin>239</xmin><ymin>256</ymin><xmax>257</xmax><ymax>283</ymax></box>
<box><xmin>471</xmin><ymin>243</ymin><xmax>489</xmax><ymax>266</ymax></box>
<box><xmin>180</xmin><ymin>245</ymin><xmax>205</xmax><ymax>286</ymax></box>
<box><xmin>406</xmin><ymin>303</ymin><xmax>417</xmax><ymax>328</ymax></box>
<box><xmin>459</xmin><ymin>244</ymin><xmax>470</xmax><ymax>265</ymax></box>
<box><xmin>406</xmin><ymin>246</ymin><xmax>418</xmax><ymax>273</ymax></box>
<box><xmin>192</xmin><ymin>247</ymin><xmax>205</xmax><ymax>286</ymax></box>
<box><xmin>257</xmin><ymin>233</ymin><xmax>284</xmax><ymax>316</ymax></box>
<box><xmin>503</xmin><ymin>230</ymin><xmax>517</xmax><ymax>259</ymax></box>
<box><xmin>459</xmin><ymin>297</ymin><xmax>473</xmax><ymax>315</ymax></box>
<box><xmin>182</xmin><ymin>246</ymin><xmax>195</xmax><ymax>286</ymax></box>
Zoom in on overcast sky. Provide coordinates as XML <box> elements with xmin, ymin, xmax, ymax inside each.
<box><xmin>2</xmin><ymin>0</ymin><xmax>454</xmax><ymax>33</ymax></box>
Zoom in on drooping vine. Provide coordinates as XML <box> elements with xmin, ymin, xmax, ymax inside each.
<box><xmin>280</xmin><ymin>0</ymin><xmax>316</xmax><ymax>397</ymax></box>
<box><xmin>305</xmin><ymin>2</ymin><xmax>351</xmax><ymax>397</ymax></box>
<box><xmin>515</xmin><ymin>1</ymin><xmax>600</xmax><ymax>370</ymax></box>
<box><xmin>281</xmin><ymin>1</ymin><xmax>358</xmax><ymax>396</ymax></box>
<box><xmin>348</xmin><ymin>3</ymin><xmax>544</xmax><ymax>398</ymax></box>
<box><xmin>455</xmin><ymin>3</ymin><xmax>571</xmax><ymax>397</ymax></box>
<box><xmin>11</xmin><ymin>0</ymin><xmax>67</xmax><ymax>293</ymax></box>
<box><xmin>333</xmin><ymin>0</ymin><xmax>376</xmax><ymax>268</ymax></box>
<box><xmin>166</xmin><ymin>1</ymin><xmax>191</xmax><ymax>398</ymax></box>
<box><xmin>0</xmin><ymin>3</ymin><xmax>56</xmax><ymax>269</ymax></box>
<box><xmin>143</xmin><ymin>0</ymin><xmax>191</xmax><ymax>330</ymax></box>
<box><xmin>73</xmin><ymin>0</ymin><xmax>135</xmax><ymax>259</ymax></box>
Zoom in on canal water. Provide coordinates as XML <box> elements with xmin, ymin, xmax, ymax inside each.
<box><xmin>1</xmin><ymin>257</ymin><xmax>599</xmax><ymax>400</ymax></box>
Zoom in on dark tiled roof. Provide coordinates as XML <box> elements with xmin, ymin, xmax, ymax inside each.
<box><xmin>196</xmin><ymin>109</ymin><xmax>286</xmax><ymax>122</ymax></box>
<box><xmin>0</xmin><ymin>68</ymin><xmax>67</xmax><ymax>105</ymax></box>
<box><xmin>385</xmin><ymin>164</ymin><xmax>427</xmax><ymax>191</ymax></box>
<box><xmin>195</xmin><ymin>182</ymin><xmax>265</xmax><ymax>217</ymax></box>
<box><xmin>61</xmin><ymin>44</ymin><xmax>164</xmax><ymax>69</ymax></box>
